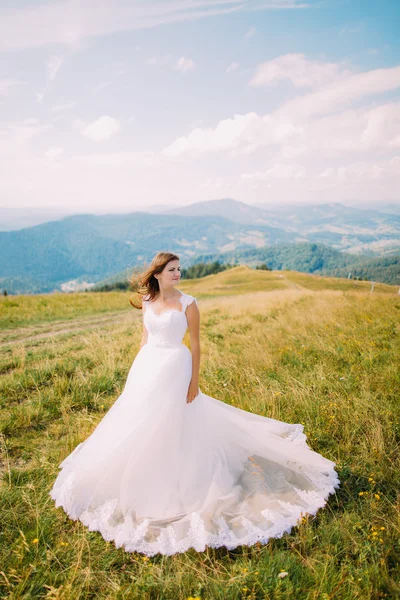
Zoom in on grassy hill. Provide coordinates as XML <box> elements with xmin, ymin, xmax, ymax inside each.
<box><xmin>2</xmin><ymin>266</ymin><xmax>398</xmax><ymax>332</ymax></box>
<box><xmin>1</xmin><ymin>268</ymin><xmax>399</xmax><ymax>598</ymax></box>
<box><xmin>190</xmin><ymin>243</ymin><xmax>400</xmax><ymax>286</ymax></box>
<box><xmin>93</xmin><ymin>247</ymin><xmax>399</xmax><ymax>294</ymax></box>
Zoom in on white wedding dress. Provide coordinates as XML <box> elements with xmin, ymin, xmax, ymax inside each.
<box><xmin>50</xmin><ymin>290</ymin><xmax>340</xmax><ymax>556</ymax></box>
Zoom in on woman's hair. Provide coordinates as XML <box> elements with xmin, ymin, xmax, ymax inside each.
<box><xmin>129</xmin><ymin>251</ymin><xmax>180</xmax><ymax>309</ymax></box>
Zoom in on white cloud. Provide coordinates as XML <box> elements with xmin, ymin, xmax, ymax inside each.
<box><xmin>226</xmin><ymin>62</ymin><xmax>240</xmax><ymax>73</ymax></box>
<box><xmin>35</xmin><ymin>54</ymin><xmax>65</xmax><ymax>105</ymax></box>
<box><xmin>47</xmin><ymin>55</ymin><xmax>64</xmax><ymax>81</ymax></box>
<box><xmin>92</xmin><ymin>81</ymin><xmax>112</xmax><ymax>93</ymax></box>
<box><xmin>175</xmin><ymin>56</ymin><xmax>195</xmax><ymax>72</ymax></box>
<box><xmin>238</xmin><ymin>156</ymin><xmax>400</xmax><ymax>206</ymax></box>
<box><xmin>277</xmin><ymin>64</ymin><xmax>400</xmax><ymax>119</ymax></box>
<box><xmin>69</xmin><ymin>150</ymin><xmax>159</xmax><ymax>168</ymax></box>
<box><xmin>81</xmin><ymin>116</ymin><xmax>121</xmax><ymax>142</ymax></box>
<box><xmin>46</xmin><ymin>147</ymin><xmax>64</xmax><ymax>159</ymax></box>
<box><xmin>147</xmin><ymin>55</ymin><xmax>171</xmax><ymax>67</ymax></box>
<box><xmin>163</xmin><ymin>112</ymin><xmax>301</xmax><ymax>158</ymax></box>
<box><xmin>244</xmin><ymin>26</ymin><xmax>256</xmax><ymax>38</ymax></box>
<box><xmin>200</xmin><ymin>177</ymin><xmax>224</xmax><ymax>188</ymax></box>
<box><xmin>319</xmin><ymin>156</ymin><xmax>400</xmax><ymax>182</ymax></box>
<box><xmin>0</xmin><ymin>78</ymin><xmax>24</xmax><ymax>96</ymax></box>
<box><xmin>0</xmin><ymin>119</ymin><xmax>52</xmax><ymax>159</ymax></box>
<box><xmin>250</xmin><ymin>53</ymin><xmax>349</xmax><ymax>88</ymax></box>
<box><xmin>147</xmin><ymin>54</ymin><xmax>195</xmax><ymax>72</ymax></box>
<box><xmin>339</xmin><ymin>23</ymin><xmax>363</xmax><ymax>37</ymax></box>
<box><xmin>162</xmin><ymin>59</ymin><xmax>400</xmax><ymax>161</ymax></box>
<box><xmin>241</xmin><ymin>164</ymin><xmax>306</xmax><ymax>180</ymax></box>
<box><xmin>278</xmin><ymin>102</ymin><xmax>400</xmax><ymax>159</ymax></box>
<box><xmin>1</xmin><ymin>40</ymin><xmax>399</xmax><ymax>211</ymax></box>
<box><xmin>51</xmin><ymin>102</ymin><xmax>76</xmax><ymax>112</ymax></box>
<box><xmin>0</xmin><ymin>1</ymin><xmax>308</xmax><ymax>52</ymax></box>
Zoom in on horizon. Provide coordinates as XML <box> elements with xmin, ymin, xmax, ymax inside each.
<box><xmin>1</xmin><ymin>197</ymin><xmax>400</xmax><ymax>221</ymax></box>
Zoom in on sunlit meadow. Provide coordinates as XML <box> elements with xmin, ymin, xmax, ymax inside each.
<box><xmin>0</xmin><ymin>267</ymin><xmax>399</xmax><ymax>599</ymax></box>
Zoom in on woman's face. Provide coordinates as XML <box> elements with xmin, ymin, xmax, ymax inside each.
<box><xmin>157</xmin><ymin>259</ymin><xmax>181</xmax><ymax>287</ymax></box>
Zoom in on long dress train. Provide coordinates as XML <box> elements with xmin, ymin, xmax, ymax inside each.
<box><xmin>49</xmin><ymin>291</ymin><xmax>340</xmax><ymax>556</ymax></box>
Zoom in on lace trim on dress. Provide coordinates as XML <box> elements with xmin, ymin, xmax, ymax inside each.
<box><xmin>49</xmin><ymin>424</ymin><xmax>340</xmax><ymax>557</ymax></box>
<box><xmin>143</xmin><ymin>291</ymin><xmax>197</xmax><ymax>317</ymax></box>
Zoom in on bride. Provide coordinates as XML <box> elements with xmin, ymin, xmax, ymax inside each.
<box><xmin>50</xmin><ymin>251</ymin><xmax>340</xmax><ymax>556</ymax></box>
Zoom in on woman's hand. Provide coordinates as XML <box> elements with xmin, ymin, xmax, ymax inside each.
<box><xmin>186</xmin><ymin>380</ymin><xmax>199</xmax><ymax>404</ymax></box>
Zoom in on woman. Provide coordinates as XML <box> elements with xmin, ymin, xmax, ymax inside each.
<box><xmin>50</xmin><ymin>251</ymin><xmax>340</xmax><ymax>556</ymax></box>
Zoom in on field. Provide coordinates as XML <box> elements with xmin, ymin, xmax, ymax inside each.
<box><xmin>0</xmin><ymin>267</ymin><xmax>399</xmax><ymax>599</ymax></box>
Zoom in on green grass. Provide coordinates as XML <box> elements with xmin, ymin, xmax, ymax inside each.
<box><xmin>0</xmin><ymin>292</ymin><xmax>130</xmax><ymax>330</ymax></box>
<box><xmin>1</xmin><ymin>269</ymin><xmax>399</xmax><ymax>599</ymax></box>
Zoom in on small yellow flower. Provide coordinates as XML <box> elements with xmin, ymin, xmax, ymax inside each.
<box><xmin>380</xmin><ymin>527</ymin><xmax>385</xmax><ymax>531</ymax></box>
<box><xmin>374</xmin><ymin>494</ymin><xmax>381</xmax><ymax>500</ymax></box>
<box><xmin>358</xmin><ymin>491</ymin><xmax>364</xmax><ymax>496</ymax></box>
<box><xmin>32</xmin><ymin>538</ymin><xmax>39</xmax><ymax>544</ymax></box>
<box><xmin>379</xmin><ymin>539</ymin><xmax>384</xmax><ymax>543</ymax></box>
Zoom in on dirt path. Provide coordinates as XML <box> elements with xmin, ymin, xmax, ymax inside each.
<box><xmin>0</xmin><ymin>310</ymin><xmax>136</xmax><ymax>348</ymax></box>
<box><xmin>278</xmin><ymin>273</ymin><xmax>304</xmax><ymax>290</ymax></box>
<box><xmin>1</xmin><ymin>284</ymin><xmax>304</xmax><ymax>348</ymax></box>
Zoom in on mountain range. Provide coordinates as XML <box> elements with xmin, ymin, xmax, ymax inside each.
<box><xmin>0</xmin><ymin>199</ymin><xmax>399</xmax><ymax>294</ymax></box>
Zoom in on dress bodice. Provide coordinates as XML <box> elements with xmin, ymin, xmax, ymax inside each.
<box><xmin>143</xmin><ymin>290</ymin><xmax>197</xmax><ymax>348</ymax></box>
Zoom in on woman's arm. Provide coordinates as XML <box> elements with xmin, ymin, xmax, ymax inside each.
<box><xmin>186</xmin><ymin>300</ymin><xmax>200</xmax><ymax>403</ymax></box>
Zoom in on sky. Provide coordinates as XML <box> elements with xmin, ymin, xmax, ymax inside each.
<box><xmin>0</xmin><ymin>0</ymin><xmax>399</xmax><ymax>213</ymax></box>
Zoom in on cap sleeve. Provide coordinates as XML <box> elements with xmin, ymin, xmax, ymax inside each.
<box><xmin>181</xmin><ymin>293</ymin><xmax>197</xmax><ymax>312</ymax></box>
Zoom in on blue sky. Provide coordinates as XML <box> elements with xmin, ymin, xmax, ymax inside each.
<box><xmin>0</xmin><ymin>0</ymin><xmax>399</xmax><ymax>212</ymax></box>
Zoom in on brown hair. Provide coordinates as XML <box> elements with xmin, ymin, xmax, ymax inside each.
<box><xmin>129</xmin><ymin>251</ymin><xmax>180</xmax><ymax>309</ymax></box>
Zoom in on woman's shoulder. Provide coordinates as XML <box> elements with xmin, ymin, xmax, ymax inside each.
<box><xmin>179</xmin><ymin>290</ymin><xmax>198</xmax><ymax>308</ymax></box>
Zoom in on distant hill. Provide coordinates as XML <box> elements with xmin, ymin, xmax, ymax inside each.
<box><xmin>0</xmin><ymin>207</ymin><xmax>76</xmax><ymax>231</ymax></box>
<box><xmin>1</xmin><ymin>199</ymin><xmax>399</xmax><ymax>294</ymax></box>
<box><xmin>166</xmin><ymin>199</ymin><xmax>400</xmax><ymax>256</ymax></box>
<box><xmin>192</xmin><ymin>241</ymin><xmax>353</xmax><ymax>271</ymax></box>
<box><xmin>163</xmin><ymin>198</ymin><xmax>268</xmax><ymax>224</ymax></box>
<box><xmin>0</xmin><ymin>210</ymin><xmax>295</xmax><ymax>294</ymax></box>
